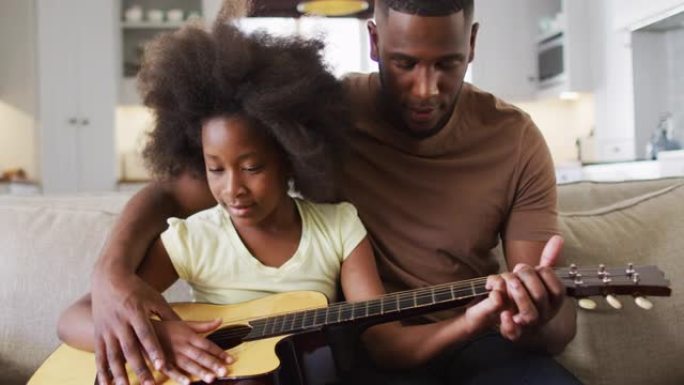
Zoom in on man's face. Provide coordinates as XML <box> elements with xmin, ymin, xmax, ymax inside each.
<box><xmin>369</xmin><ymin>9</ymin><xmax>478</xmax><ymax>137</ymax></box>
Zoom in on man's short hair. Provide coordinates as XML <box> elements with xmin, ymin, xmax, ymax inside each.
<box><xmin>376</xmin><ymin>0</ymin><xmax>474</xmax><ymax>18</ymax></box>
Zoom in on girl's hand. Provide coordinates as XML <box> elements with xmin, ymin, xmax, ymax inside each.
<box><xmin>154</xmin><ymin>319</ymin><xmax>233</xmax><ymax>384</ymax></box>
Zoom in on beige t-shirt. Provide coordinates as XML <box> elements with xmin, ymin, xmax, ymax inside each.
<box><xmin>340</xmin><ymin>73</ymin><xmax>558</xmax><ymax>293</ymax></box>
<box><xmin>160</xmin><ymin>199</ymin><xmax>367</xmax><ymax>304</ymax></box>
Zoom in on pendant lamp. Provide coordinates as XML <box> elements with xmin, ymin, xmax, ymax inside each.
<box><xmin>297</xmin><ymin>0</ymin><xmax>370</xmax><ymax>17</ymax></box>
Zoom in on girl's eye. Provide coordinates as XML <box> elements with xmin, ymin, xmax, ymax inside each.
<box><xmin>207</xmin><ymin>167</ymin><xmax>224</xmax><ymax>173</ymax></box>
<box><xmin>243</xmin><ymin>165</ymin><xmax>264</xmax><ymax>173</ymax></box>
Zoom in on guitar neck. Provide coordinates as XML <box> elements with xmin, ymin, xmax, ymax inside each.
<box><xmin>244</xmin><ymin>278</ymin><xmax>488</xmax><ymax>340</ymax></box>
<box><xmin>242</xmin><ymin>264</ymin><xmax>670</xmax><ymax>341</ymax></box>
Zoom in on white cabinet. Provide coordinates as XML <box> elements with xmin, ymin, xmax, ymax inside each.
<box><xmin>471</xmin><ymin>0</ymin><xmax>537</xmax><ymax>101</ymax></box>
<box><xmin>471</xmin><ymin>0</ymin><xmax>596</xmax><ymax>101</ymax></box>
<box><xmin>119</xmin><ymin>0</ymin><xmax>203</xmax><ymax>105</ymax></box>
<box><xmin>613</xmin><ymin>0</ymin><xmax>684</xmax><ymax>30</ymax></box>
<box><xmin>532</xmin><ymin>0</ymin><xmax>595</xmax><ymax>97</ymax></box>
<box><xmin>37</xmin><ymin>0</ymin><xmax>117</xmax><ymax>193</ymax></box>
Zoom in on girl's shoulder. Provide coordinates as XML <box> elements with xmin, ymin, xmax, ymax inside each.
<box><xmin>296</xmin><ymin>199</ymin><xmax>362</xmax><ymax>235</ymax></box>
<box><xmin>166</xmin><ymin>205</ymin><xmax>226</xmax><ymax>230</ymax></box>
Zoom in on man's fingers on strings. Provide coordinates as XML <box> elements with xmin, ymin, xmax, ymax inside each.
<box><xmin>539</xmin><ymin>235</ymin><xmax>564</xmax><ymax>268</ymax></box>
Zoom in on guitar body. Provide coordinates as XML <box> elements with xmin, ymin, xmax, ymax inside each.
<box><xmin>29</xmin><ymin>291</ymin><xmax>329</xmax><ymax>385</ymax></box>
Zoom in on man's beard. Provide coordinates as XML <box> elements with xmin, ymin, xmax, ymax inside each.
<box><xmin>377</xmin><ymin>61</ymin><xmax>461</xmax><ymax>139</ymax></box>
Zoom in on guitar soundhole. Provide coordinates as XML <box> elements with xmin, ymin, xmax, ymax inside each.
<box><xmin>206</xmin><ymin>324</ymin><xmax>252</xmax><ymax>350</ymax></box>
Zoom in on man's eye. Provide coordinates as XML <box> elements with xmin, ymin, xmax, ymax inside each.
<box><xmin>437</xmin><ymin>60</ymin><xmax>459</xmax><ymax>70</ymax></box>
<box><xmin>394</xmin><ymin>59</ymin><xmax>416</xmax><ymax>70</ymax></box>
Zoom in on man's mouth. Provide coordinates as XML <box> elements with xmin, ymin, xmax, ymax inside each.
<box><xmin>408</xmin><ymin>107</ymin><xmax>436</xmax><ymax>122</ymax></box>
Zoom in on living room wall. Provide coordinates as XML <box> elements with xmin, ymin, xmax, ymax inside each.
<box><xmin>0</xmin><ymin>0</ymin><xmax>38</xmax><ymax>180</ymax></box>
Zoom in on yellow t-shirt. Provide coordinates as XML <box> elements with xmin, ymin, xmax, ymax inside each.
<box><xmin>160</xmin><ymin>199</ymin><xmax>366</xmax><ymax>304</ymax></box>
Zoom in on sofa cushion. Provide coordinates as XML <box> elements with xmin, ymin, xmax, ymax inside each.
<box><xmin>557</xmin><ymin>177</ymin><xmax>684</xmax><ymax>212</ymax></box>
<box><xmin>556</xmin><ymin>183</ymin><xmax>684</xmax><ymax>385</ymax></box>
<box><xmin>0</xmin><ymin>195</ymin><xmax>190</xmax><ymax>385</ymax></box>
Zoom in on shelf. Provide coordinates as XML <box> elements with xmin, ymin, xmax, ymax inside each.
<box><xmin>536</xmin><ymin>29</ymin><xmax>563</xmax><ymax>44</ymax></box>
<box><xmin>121</xmin><ymin>20</ymin><xmax>189</xmax><ymax>29</ymax></box>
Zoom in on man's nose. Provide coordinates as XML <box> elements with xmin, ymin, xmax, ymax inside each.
<box><xmin>412</xmin><ymin>67</ymin><xmax>439</xmax><ymax>100</ymax></box>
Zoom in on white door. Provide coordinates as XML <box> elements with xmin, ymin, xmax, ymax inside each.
<box><xmin>37</xmin><ymin>0</ymin><xmax>117</xmax><ymax>193</ymax></box>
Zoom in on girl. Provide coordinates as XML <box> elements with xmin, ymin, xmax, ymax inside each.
<box><xmin>57</xmin><ymin>18</ymin><xmax>504</xmax><ymax>385</ymax></box>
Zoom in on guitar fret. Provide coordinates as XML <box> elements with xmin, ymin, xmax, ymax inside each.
<box><xmin>314</xmin><ymin>308</ymin><xmax>326</xmax><ymax>326</ymax></box>
<box><xmin>340</xmin><ymin>304</ymin><xmax>352</xmax><ymax>321</ymax></box>
<box><xmin>435</xmin><ymin>286</ymin><xmax>454</xmax><ymax>302</ymax></box>
<box><xmin>293</xmin><ymin>311</ymin><xmax>301</xmax><ymax>331</ymax></box>
<box><xmin>263</xmin><ymin>317</ymin><xmax>271</xmax><ymax>336</ymax></box>
<box><xmin>416</xmin><ymin>290</ymin><xmax>433</xmax><ymax>306</ymax></box>
<box><xmin>250</xmin><ymin>321</ymin><xmax>264</xmax><ymax>338</ymax></box>
<box><xmin>269</xmin><ymin>317</ymin><xmax>276</xmax><ymax>335</ymax></box>
<box><xmin>470</xmin><ymin>281</ymin><xmax>476</xmax><ymax>297</ymax></box>
<box><xmin>302</xmin><ymin>311</ymin><xmax>311</xmax><ymax>329</ymax></box>
<box><xmin>370</xmin><ymin>300</ymin><xmax>380</xmax><ymax>316</ymax></box>
<box><xmin>383</xmin><ymin>295</ymin><xmax>398</xmax><ymax>313</ymax></box>
<box><xmin>282</xmin><ymin>313</ymin><xmax>293</xmax><ymax>333</ymax></box>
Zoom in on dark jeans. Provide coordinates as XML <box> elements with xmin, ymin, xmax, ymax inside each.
<box><xmin>335</xmin><ymin>333</ymin><xmax>582</xmax><ymax>385</ymax></box>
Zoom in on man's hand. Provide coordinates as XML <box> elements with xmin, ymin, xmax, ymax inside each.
<box><xmin>154</xmin><ymin>319</ymin><xmax>233</xmax><ymax>385</ymax></box>
<box><xmin>91</xmin><ymin>269</ymin><xmax>179</xmax><ymax>385</ymax></box>
<box><xmin>462</xmin><ymin>288</ymin><xmax>507</xmax><ymax>337</ymax></box>
<box><xmin>491</xmin><ymin>235</ymin><xmax>566</xmax><ymax>341</ymax></box>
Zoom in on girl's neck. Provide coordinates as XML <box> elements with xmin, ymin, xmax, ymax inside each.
<box><xmin>238</xmin><ymin>196</ymin><xmax>300</xmax><ymax>234</ymax></box>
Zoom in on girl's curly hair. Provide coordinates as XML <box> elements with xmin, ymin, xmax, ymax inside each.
<box><xmin>138</xmin><ymin>21</ymin><xmax>349</xmax><ymax>202</ymax></box>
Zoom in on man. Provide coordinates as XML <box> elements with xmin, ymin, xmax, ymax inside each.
<box><xmin>90</xmin><ymin>1</ymin><xmax>579</xmax><ymax>384</ymax></box>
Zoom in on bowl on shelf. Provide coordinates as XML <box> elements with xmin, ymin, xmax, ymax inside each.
<box><xmin>147</xmin><ymin>9</ymin><xmax>164</xmax><ymax>23</ymax></box>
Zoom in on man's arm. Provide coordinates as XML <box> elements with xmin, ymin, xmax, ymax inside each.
<box><xmin>341</xmin><ymin>237</ymin><xmax>507</xmax><ymax>369</ymax></box>
<box><xmin>497</xmin><ymin>236</ymin><xmax>577</xmax><ymax>355</ymax></box>
<box><xmin>90</xmin><ymin>172</ymin><xmax>215</xmax><ymax>385</ymax></box>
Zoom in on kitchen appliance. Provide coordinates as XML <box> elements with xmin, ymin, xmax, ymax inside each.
<box><xmin>537</xmin><ymin>32</ymin><xmax>565</xmax><ymax>88</ymax></box>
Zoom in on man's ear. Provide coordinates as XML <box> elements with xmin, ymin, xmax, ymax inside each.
<box><xmin>468</xmin><ymin>22</ymin><xmax>479</xmax><ymax>63</ymax></box>
<box><xmin>367</xmin><ymin>20</ymin><xmax>379</xmax><ymax>62</ymax></box>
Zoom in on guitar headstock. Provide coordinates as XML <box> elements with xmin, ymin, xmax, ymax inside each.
<box><xmin>557</xmin><ymin>264</ymin><xmax>671</xmax><ymax>309</ymax></box>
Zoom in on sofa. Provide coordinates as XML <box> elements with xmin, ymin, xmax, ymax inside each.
<box><xmin>1</xmin><ymin>177</ymin><xmax>683</xmax><ymax>385</ymax></box>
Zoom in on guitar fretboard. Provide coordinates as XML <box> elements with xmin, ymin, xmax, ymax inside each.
<box><xmin>244</xmin><ymin>279</ymin><xmax>489</xmax><ymax>340</ymax></box>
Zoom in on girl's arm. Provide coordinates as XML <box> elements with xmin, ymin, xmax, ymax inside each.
<box><xmin>340</xmin><ymin>237</ymin><xmax>506</xmax><ymax>369</ymax></box>
<box><xmin>57</xmin><ymin>238</ymin><xmax>229</xmax><ymax>385</ymax></box>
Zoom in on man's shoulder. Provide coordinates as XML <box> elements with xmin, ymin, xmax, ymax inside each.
<box><xmin>463</xmin><ymin>83</ymin><xmax>534</xmax><ymax>130</ymax></box>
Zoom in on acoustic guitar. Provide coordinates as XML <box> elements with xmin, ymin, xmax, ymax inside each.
<box><xmin>29</xmin><ymin>264</ymin><xmax>671</xmax><ymax>385</ymax></box>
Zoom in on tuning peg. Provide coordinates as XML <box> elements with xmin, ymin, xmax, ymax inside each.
<box><xmin>635</xmin><ymin>296</ymin><xmax>653</xmax><ymax>310</ymax></box>
<box><xmin>605</xmin><ymin>294</ymin><xmax>622</xmax><ymax>309</ymax></box>
<box><xmin>578</xmin><ymin>298</ymin><xmax>597</xmax><ymax>310</ymax></box>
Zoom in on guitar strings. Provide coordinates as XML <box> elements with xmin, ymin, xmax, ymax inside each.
<box><xmin>207</xmin><ymin>282</ymin><xmax>492</xmax><ymax>342</ymax></box>
<box><xmin>210</xmin><ymin>266</ymin><xmax>639</xmax><ymax>327</ymax></box>
<box><xmin>202</xmin><ymin>268</ymin><xmax>648</xmax><ymax>343</ymax></box>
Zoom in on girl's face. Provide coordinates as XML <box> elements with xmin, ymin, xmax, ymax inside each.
<box><xmin>201</xmin><ymin>115</ymin><xmax>290</xmax><ymax>228</ymax></box>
